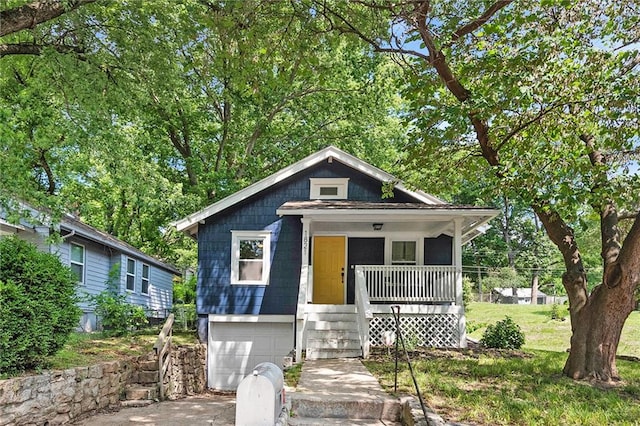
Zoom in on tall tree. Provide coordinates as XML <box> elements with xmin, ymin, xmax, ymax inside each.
<box><xmin>1</xmin><ymin>0</ymin><xmax>409</xmax><ymax>265</ymax></box>
<box><xmin>313</xmin><ymin>0</ymin><xmax>640</xmax><ymax>381</ymax></box>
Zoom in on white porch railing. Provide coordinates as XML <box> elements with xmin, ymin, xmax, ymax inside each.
<box><xmin>360</xmin><ymin>265</ymin><xmax>458</xmax><ymax>303</ymax></box>
<box><xmin>354</xmin><ymin>266</ymin><xmax>373</xmax><ymax>358</ymax></box>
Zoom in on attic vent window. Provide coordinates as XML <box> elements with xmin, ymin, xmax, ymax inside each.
<box><xmin>310</xmin><ymin>178</ymin><xmax>349</xmax><ymax>199</ymax></box>
<box><xmin>319</xmin><ymin>187</ymin><xmax>338</xmax><ymax>196</ymax></box>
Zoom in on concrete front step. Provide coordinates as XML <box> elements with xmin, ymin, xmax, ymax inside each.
<box><xmin>125</xmin><ymin>385</ymin><xmax>158</xmax><ymax>401</ymax></box>
<box><xmin>306</xmin><ymin>348</ymin><xmax>362</xmax><ymax>359</ymax></box>
<box><xmin>308</xmin><ymin>320</ymin><xmax>359</xmax><ymax>331</ymax></box>
<box><xmin>291</xmin><ymin>395</ymin><xmax>402</xmax><ymax>421</ymax></box>
<box><xmin>289</xmin><ymin>417</ymin><xmax>402</xmax><ymax>425</ymax></box>
<box><xmin>304</xmin><ymin>304</ymin><xmax>357</xmax><ymax>313</ymax></box>
<box><xmin>307</xmin><ymin>329</ymin><xmax>359</xmax><ymax>340</ymax></box>
<box><xmin>307</xmin><ymin>337</ymin><xmax>360</xmax><ymax>350</ymax></box>
<box><xmin>306</xmin><ymin>313</ymin><xmax>358</xmax><ymax>322</ymax></box>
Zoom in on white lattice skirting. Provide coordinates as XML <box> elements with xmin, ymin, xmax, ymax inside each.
<box><xmin>369</xmin><ymin>313</ymin><xmax>461</xmax><ymax>348</ymax></box>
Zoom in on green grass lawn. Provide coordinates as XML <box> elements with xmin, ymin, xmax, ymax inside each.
<box><xmin>364</xmin><ymin>302</ymin><xmax>640</xmax><ymax>425</ymax></box>
<box><xmin>38</xmin><ymin>329</ymin><xmax>199</xmax><ymax>373</ymax></box>
<box><xmin>466</xmin><ymin>302</ymin><xmax>640</xmax><ymax>357</ymax></box>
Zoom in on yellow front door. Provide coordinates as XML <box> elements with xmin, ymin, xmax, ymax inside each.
<box><xmin>313</xmin><ymin>236</ymin><xmax>346</xmax><ymax>304</ymax></box>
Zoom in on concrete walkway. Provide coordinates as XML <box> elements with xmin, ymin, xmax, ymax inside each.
<box><xmin>289</xmin><ymin>358</ymin><xmax>403</xmax><ymax>425</ymax></box>
<box><xmin>73</xmin><ymin>358</ymin><xmax>435</xmax><ymax>425</ymax></box>
<box><xmin>71</xmin><ymin>394</ymin><xmax>236</xmax><ymax>425</ymax></box>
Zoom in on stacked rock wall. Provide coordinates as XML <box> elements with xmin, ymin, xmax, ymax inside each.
<box><xmin>0</xmin><ymin>344</ymin><xmax>207</xmax><ymax>425</ymax></box>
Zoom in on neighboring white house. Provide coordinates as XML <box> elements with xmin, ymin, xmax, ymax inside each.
<box><xmin>1</xmin><ymin>203</ymin><xmax>179</xmax><ymax>331</ymax></box>
<box><xmin>492</xmin><ymin>287</ymin><xmax>548</xmax><ymax>305</ymax></box>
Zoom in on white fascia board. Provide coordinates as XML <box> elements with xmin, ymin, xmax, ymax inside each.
<box><xmin>0</xmin><ymin>218</ymin><xmax>29</xmax><ymax>232</ymax></box>
<box><xmin>276</xmin><ymin>208</ymin><xmax>499</xmax><ymax>219</ymax></box>
<box><xmin>208</xmin><ymin>314</ymin><xmax>294</xmax><ymax>323</ymax></box>
<box><xmin>173</xmin><ymin>145</ymin><xmax>447</xmax><ymax>234</ymax></box>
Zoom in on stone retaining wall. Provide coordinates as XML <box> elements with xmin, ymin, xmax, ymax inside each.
<box><xmin>0</xmin><ymin>344</ymin><xmax>207</xmax><ymax>425</ymax></box>
<box><xmin>169</xmin><ymin>344</ymin><xmax>207</xmax><ymax>399</ymax></box>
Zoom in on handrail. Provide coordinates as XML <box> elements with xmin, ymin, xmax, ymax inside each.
<box><xmin>295</xmin><ymin>265</ymin><xmax>309</xmax><ymax>363</ymax></box>
<box><xmin>354</xmin><ymin>266</ymin><xmax>373</xmax><ymax>358</ymax></box>
<box><xmin>153</xmin><ymin>313</ymin><xmax>174</xmax><ymax>401</ymax></box>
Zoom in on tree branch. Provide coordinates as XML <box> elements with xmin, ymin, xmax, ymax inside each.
<box><xmin>618</xmin><ymin>210</ymin><xmax>639</xmax><ymax>221</ymax></box>
<box><xmin>449</xmin><ymin>1</ymin><xmax>514</xmax><ymax>44</ymax></box>
<box><xmin>0</xmin><ymin>0</ymin><xmax>97</xmax><ymax>38</ymax></box>
<box><xmin>0</xmin><ymin>42</ymin><xmax>84</xmax><ymax>57</ymax></box>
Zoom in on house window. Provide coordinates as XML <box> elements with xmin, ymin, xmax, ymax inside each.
<box><xmin>70</xmin><ymin>243</ymin><xmax>85</xmax><ymax>284</ymax></box>
<box><xmin>391</xmin><ymin>241</ymin><xmax>417</xmax><ymax>265</ymax></box>
<box><xmin>126</xmin><ymin>258</ymin><xmax>136</xmax><ymax>291</ymax></box>
<box><xmin>141</xmin><ymin>264</ymin><xmax>150</xmax><ymax>295</ymax></box>
<box><xmin>231</xmin><ymin>230</ymin><xmax>271</xmax><ymax>285</ymax></box>
<box><xmin>309</xmin><ymin>178</ymin><xmax>349</xmax><ymax>199</ymax></box>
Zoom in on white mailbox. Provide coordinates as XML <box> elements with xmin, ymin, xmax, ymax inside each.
<box><xmin>235</xmin><ymin>362</ymin><xmax>285</xmax><ymax>426</ymax></box>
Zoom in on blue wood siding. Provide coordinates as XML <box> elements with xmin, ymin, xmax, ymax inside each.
<box><xmin>56</xmin><ymin>237</ymin><xmax>112</xmax><ymax>312</ymax></box>
<box><xmin>54</xmin><ymin>239</ymin><xmax>174</xmax><ymax>317</ymax></box>
<box><xmin>197</xmin><ymin>161</ymin><xmax>422</xmax><ymax>315</ymax></box>
<box><xmin>118</xmin><ymin>253</ymin><xmax>174</xmax><ymax>316</ymax></box>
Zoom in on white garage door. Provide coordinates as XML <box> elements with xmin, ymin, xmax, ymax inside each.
<box><xmin>208</xmin><ymin>316</ymin><xmax>294</xmax><ymax>390</ymax></box>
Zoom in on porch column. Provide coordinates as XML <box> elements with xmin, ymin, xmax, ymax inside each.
<box><xmin>453</xmin><ymin>218</ymin><xmax>467</xmax><ymax>348</ymax></box>
<box><xmin>453</xmin><ymin>218</ymin><xmax>463</xmax><ymax>305</ymax></box>
<box><xmin>301</xmin><ymin>218</ymin><xmax>311</xmax><ymax>267</ymax></box>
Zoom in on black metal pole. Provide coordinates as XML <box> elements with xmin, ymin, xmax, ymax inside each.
<box><xmin>391</xmin><ymin>304</ymin><xmax>429</xmax><ymax>421</ymax></box>
<box><xmin>392</xmin><ymin>305</ymin><xmax>400</xmax><ymax>393</ymax></box>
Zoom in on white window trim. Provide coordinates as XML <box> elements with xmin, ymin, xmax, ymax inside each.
<box><xmin>231</xmin><ymin>230</ymin><xmax>271</xmax><ymax>285</ymax></box>
<box><xmin>126</xmin><ymin>257</ymin><xmax>136</xmax><ymax>292</ymax></box>
<box><xmin>141</xmin><ymin>263</ymin><xmax>150</xmax><ymax>295</ymax></box>
<box><xmin>386</xmin><ymin>237</ymin><xmax>421</xmax><ymax>265</ymax></box>
<box><xmin>69</xmin><ymin>242</ymin><xmax>85</xmax><ymax>284</ymax></box>
<box><xmin>309</xmin><ymin>178</ymin><xmax>349</xmax><ymax>199</ymax></box>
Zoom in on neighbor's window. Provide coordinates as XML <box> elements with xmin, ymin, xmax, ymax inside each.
<box><xmin>70</xmin><ymin>243</ymin><xmax>85</xmax><ymax>284</ymax></box>
<box><xmin>141</xmin><ymin>263</ymin><xmax>150</xmax><ymax>295</ymax></box>
<box><xmin>231</xmin><ymin>230</ymin><xmax>271</xmax><ymax>285</ymax></box>
<box><xmin>391</xmin><ymin>241</ymin><xmax>417</xmax><ymax>265</ymax></box>
<box><xmin>126</xmin><ymin>258</ymin><xmax>136</xmax><ymax>291</ymax></box>
<box><xmin>309</xmin><ymin>178</ymin><xmax>349</xmax><ymax>199</ymax></box>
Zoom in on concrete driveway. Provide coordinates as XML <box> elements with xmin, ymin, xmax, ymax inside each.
<box><xmin>72</xmin><ymin>394</ymin><xmax>236</xmax><ymax>426</ymax></box>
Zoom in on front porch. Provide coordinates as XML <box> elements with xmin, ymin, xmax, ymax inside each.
<box><xmin>277</xmin><ymin>201</ymin><xmax>496</xmax><ymax>361</ymax></box>
<box><xmin>295</xmin><ymin>264</ymin><xmax>466</xmax><ymax>361</ymax></box>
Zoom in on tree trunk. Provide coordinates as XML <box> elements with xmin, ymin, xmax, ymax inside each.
<box><xmin>563</xmin><ymin>281</ymin><xmax>636</xmax><ymax>380</ymax></box>
<box><xmin>530</xmin><ymin>265</ymin><xmax>539</xmax><ymax>305</ymax></box>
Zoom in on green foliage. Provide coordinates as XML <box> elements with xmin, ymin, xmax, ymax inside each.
<box><xmin>172</xmin><ymin>303</ymin><xmax>196</xmax><ymax>331</ymax></box>
<box><xmin>0</xmin><ymin>236</ymin><xmax>81</xmax><ymax>374</ymax></box>
<box><xmin>549</xmin><ymin>303</ymin><xmax>567</xmax><ymax>321</ymax></box>
<box><xmin>89</xmin><ymin>264</ymin><xmax>147</xmax><ymax>336</ymax></box>
<box><xmin>173</xmin><ymin>274</ymin><xmax>196</xmax><ymax>304</ymax></box>
<box><xmin>462</xmin><ymin>276</ymin><xmax>473</xmax><ymax>311</ymax></box>
<box><xmin>92</xmin><ymin>291</ymin><xmax>148</xmax><ymax>337</ymax></box>
<box><xmin>481</xmin><ymin>316</ymin><xmax>525</xmax><ymax>350</ymax></box>
<box><xmin>481</xmin><ymin>267</ymin><xmax>529</xmax><ymax>294</ymax></box>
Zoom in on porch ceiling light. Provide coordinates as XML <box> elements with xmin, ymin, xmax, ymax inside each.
<box><xmin>372</xmin><ymin>223</ymin><xmax>383</xmax><ymax>231</ymax></box>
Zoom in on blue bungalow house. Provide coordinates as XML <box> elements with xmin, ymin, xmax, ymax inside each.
<box><xmin>174</xmin><ymin>146</ymin><xmax>498</xmax><ymax>390</ymax></box>
<box><xmin>1</xmin><ymin>203</ymin><xmax>179</xmax><ymax>331</ymax></box>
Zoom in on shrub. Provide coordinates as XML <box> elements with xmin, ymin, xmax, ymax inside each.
<box><xmin>462</xmin><ymin>276</ymin><xmax>474</xmax><ymax>311</ymax></box>
<box><xmin>92</xmin><ymin>291</ymin><xmax>148</xmax><ymax>336</ymax></box>
<box><xmin>549</xmin><ymin>303</ymin><xmax>567</xmax><ymax>321</ymax></box>
<box><xmin>481</xmin><ymin>316</ymin><xmax>525</xmax><ymax>350</ymax></box>
<box><xmin>89</xmin><ymin>264</ymin><xmax>148</xmax><ymax>336</ymax></box>
<box><xmin>0</xmin><ymin>236</ymin><xmax>81</xmax><ymax>374</ymax></box>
